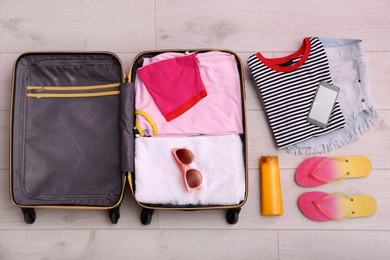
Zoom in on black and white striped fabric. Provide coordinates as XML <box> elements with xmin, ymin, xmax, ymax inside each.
<box><xmin>247</xmin><ymin>37</ymin><xmax>345</xmax><ymax>149</ymax></box>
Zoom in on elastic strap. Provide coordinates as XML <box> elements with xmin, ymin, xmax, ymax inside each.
<box><xmin>135</xmin><ymin>110</ymin><xmax>159</xmax><ymax>136</ymax></box>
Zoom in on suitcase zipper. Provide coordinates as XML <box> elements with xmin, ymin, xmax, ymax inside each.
<box><xmin>27</xmin><ymin>59</ymin><xmax>117</xmax><ymax>66</ymax></box>
<box><xmin>26</xmin><ymin>82</ymin><xmax>121</xmax><ymax>98</ymax></box>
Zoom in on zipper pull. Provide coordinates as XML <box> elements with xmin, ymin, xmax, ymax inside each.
<box><xmin>29</xmin><ymin>87</ymin><xmax>45</xmax><ymax>93</ymax></box>
<box><xmin>28</xmin><ymin>87</ymin><xmax>45</xmax><ymax>98</ymax></box>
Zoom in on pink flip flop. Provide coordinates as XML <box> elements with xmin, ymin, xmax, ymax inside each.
<box><xmin>298</xmin><ymin>191</ymin><xmax>377</xmax><ymax>222</ymax></box>
<box><xmin>295</xmin><ymin>156</ymin><xmax>372</xmax><ymax>187</ymax></box>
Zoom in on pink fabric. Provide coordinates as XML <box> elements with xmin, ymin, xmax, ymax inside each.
<box><xmin>138</xmin><ymin>54</ymin><xmax>207</xmax><ymax>122</ymax></box>
<box><xmin>135</xmin><ymin>51</ymin><xmax>243</xmax><ymax>136</ymax></box>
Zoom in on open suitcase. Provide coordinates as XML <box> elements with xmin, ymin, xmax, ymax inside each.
<box><xmin>10</xmin><ymin>50</ymin><xmax>248</xmax><ymax>225</ymax></box>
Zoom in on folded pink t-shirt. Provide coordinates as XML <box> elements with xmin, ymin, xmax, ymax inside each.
<box><xmin>138</xmin><ymin>53</ymin><xmax>207</xmax><ymax>122</ymax></box>
<box><xmin>135</xmin><ymin>51</ymin><xmax>243</xmax><ymax>136</ymax></box>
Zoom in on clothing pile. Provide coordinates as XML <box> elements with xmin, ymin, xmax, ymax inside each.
<box><xmin>134</xmin><ymin>51</ymin><xmax>245</xmax><ymax>205</ymax></box>
<box><xmin>248</xmin><ymin>37</ymin><xmax>378</xmax><ymax>154</ymax></box>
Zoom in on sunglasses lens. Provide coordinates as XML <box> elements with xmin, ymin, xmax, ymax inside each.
<box><xmin>175</xmin><ymin>149</ymin><xmax>194</xmax><ymax>164</ymax></box>
<box><xmin>186</xmin><ymin>169</ymin><xmax>202</xmax><ymax>188</ymax></box>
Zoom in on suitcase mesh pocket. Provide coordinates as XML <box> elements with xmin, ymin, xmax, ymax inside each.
<box><xmin>23</xmin><ymin>86</ymin><xmax>121</xmax><ymax>202</ymax></box>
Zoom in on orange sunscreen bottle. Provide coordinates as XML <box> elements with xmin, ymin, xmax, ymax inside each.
<box><xmin>260</xmin><ymin>156</ymin><xmax>284</xmax><ymax>216</ymax></box>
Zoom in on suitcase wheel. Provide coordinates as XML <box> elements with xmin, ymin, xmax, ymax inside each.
<box><xmin>108</xmin><ymin>206</ymin><xmax>120</xmax><ymax>224</ymax></box>
<box><xmin>226</xmin><ymin>208</ymin><xmax>241</xmax><ymax>225</ymax></box>
<box><xmin>22</xmin><ymin>208</ymin><xmax>36</xmax><ymax>224</ymax></box>
<box><xmin>140</xmin><ymin>208</ymin><xmax>154</xmax><ymax>225</ymax></box>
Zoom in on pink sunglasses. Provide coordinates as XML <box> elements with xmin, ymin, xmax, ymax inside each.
<box><xmin>172</xmin><ymin>148</ymin><xmax>202</xmax><ymax>192</ymax></box>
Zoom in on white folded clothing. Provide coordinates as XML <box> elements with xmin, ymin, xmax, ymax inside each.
<box><xmin>134</xmin><ymin>134</ymin><xmax>246</xmax><ymax>205</ymax></box>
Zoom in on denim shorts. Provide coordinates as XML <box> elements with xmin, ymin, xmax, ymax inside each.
<box><xmin>286</xmin><ymin>38</ymin><xmax>378</xmax><ymax>154</ymax></box>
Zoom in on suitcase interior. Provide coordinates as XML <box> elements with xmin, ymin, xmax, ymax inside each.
<box><xmin>127</xmin><ymin>50</ymin><xmax>248</xmax><ymax>213</ymax></box>
<box><xmin>10</xmin><ymin>52</ymin><xmax>131</xmax><ymax>209</ymax></box>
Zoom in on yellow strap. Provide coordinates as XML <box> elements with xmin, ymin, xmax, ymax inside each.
<box><xmin>135</xmin><ymin>120</ymin><xmax>145</xmax><ymax>137</ymax></box>
<box><xmin>135</xmin><ymin>110</ymin><xmax>159</xmax><ymax>136</ymax></box>
<box><xmin>27</xmin><ymin>82</ymin><xmax>121</xmax><ymax>91</ymax></box>
<box><xmin>27</xmin><ymin>90</ymin><xmax>120</xmax><ymax>98</ymax></box>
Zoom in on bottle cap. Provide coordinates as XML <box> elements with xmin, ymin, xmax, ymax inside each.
<box><xmin>260</xmin><ymin>156</ymin><xmax>279</xmax><ymax>164</ymax></box>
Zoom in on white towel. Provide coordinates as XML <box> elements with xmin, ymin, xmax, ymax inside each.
<box><xmin>134</xmin><ymin>135</ymin><xmax>246</xmax><ymax>205</ymax></box>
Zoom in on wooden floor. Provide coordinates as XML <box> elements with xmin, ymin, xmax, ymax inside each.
<box><xmin>1</xmin><ymin>1</ymin><xmax>389</xmax><ymax>259</ymax></box>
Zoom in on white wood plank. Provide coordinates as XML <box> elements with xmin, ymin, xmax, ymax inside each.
<box><xmin>0</xmin><ymin>54</ymin><xmax>19</xmax><ymax>111</ymax></box>
<box><xmin>0</xmin><ymin>229</ymin><xmax>278</xmax><ymax>259</ymax></box>
<box><xmin>0</xmin><ymin>0</ymin><xmax>155</xmax><ymax>52</ymax></box>
<box><xmin>0</xmin><ymin>112</ymin><xmax>9</xmax><ymax>170</ymax></box>
<box><xmin>366</xmin><ymin>51</ymin><xmax>390</xmax><ymax>109</ymax></box>
<box><xmin>247</xmin><ymin>110</ymin><xmax>390</xmax><ymax>169</ymax></box>
<box><xmin>94</xmin><ymin>230</ymin><xmax>278</xmax><ymax>260</ymax></box>
<box><xmin>279</xmin><ymin>230</ymin><xmax>390</xmax><ymax>260</ymax></box>
<box><xmin>0</xmin><ymin>230</ymin><xmax>91</xmax><ymax>259</ymax></box>
<box><xmin>156</xmin><ymin>0</ymin><xmax>390</xmax><ymax>52</ymax></box>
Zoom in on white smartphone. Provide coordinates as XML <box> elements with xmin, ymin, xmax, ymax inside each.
<box><xmin>307</xmin><ymin>81</ymin><xmax>340</xmax><ymax>128</ymax></box>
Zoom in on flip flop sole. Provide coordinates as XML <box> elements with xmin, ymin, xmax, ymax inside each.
<box><xmin>298</xmin><ymin>191</ymin><xmax>377</xmax><ymax>222</ymax></box>
<box><xmin>295</xmin><ymin>156</ymin><xmax>372</xmax><ymax>187</ymax></box>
